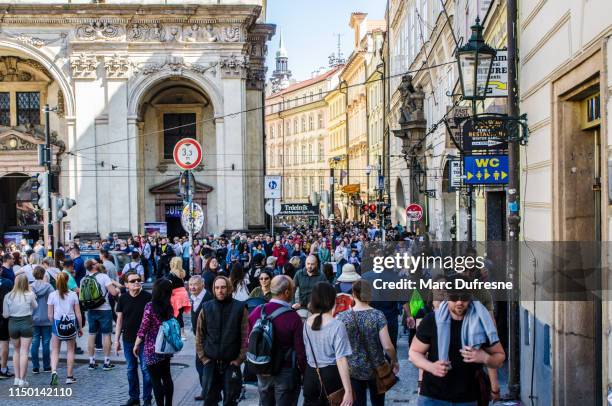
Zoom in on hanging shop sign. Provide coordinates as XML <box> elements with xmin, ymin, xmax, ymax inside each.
<box><xmin>462</xmin><ymin>116</ymin><xmax>509</xmax><ymax>152</ymax></box>
<box><xmin>487</xmin><ymin>50</ymin><xmax>508</xmax><ymax>98</ymax></box>
<box><xmin>449</xmin><ymin>159</ymin><xmax>463</xmax><ymax>192</ymax></box>
<box><xmin>463</xmin><ymin>154</ymin><xmax>509</xmax><ymax>185</ymax></box>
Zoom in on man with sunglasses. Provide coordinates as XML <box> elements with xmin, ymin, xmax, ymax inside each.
<box><xmin>114</xmin><ymin>271</ymin><xmax>152</xmax><ymax>406</ymax></box>
<box><xmin>409</xmin><ymin>276</ymin><xmax>505</xmax><ymax>406</ymax></box>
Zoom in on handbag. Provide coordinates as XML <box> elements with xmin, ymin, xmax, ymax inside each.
<box><xmin>304</xmin><ymin>325</ymin><xmax>345</xmax><ymax>406</ymax></box>
<box><xmin>351</xmin><ymin>310</ymin><xmax>397</xmax><ymax>394</ymax></box>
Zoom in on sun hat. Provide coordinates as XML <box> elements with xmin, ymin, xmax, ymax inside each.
<box><xmin>337</xmin><ymin>263</ymin><xmax>361</xmax><ymax>283</ymax></box>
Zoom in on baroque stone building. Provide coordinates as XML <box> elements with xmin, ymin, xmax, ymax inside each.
<box><xmin>0</xmin><ymin>1</ymin><xmax>273</xmax><ymax>240</ymax></box>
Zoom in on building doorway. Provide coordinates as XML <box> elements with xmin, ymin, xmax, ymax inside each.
<box><xmin>0</xmin><ymin>173</ymin><xmax>42</xmax><ymax>241</ymax></box>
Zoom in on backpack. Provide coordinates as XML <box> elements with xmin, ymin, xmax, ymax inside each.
<box><xmin>56</xmin><ymin>314</ymin><xmax>77</xmax><ymax>340</ymax></box>
<box><xmin>46</xmin><ymin>271</ymin><xmax>57</xmax><ymax>290</ymax></box>
<box><xmin>79</xmin><ymin>274</ymin><xmax>106</xmax><ymax>311</ymax></box>
<box><xmin>155</xmin><ymin>318</ymin><xmax>183</xmax><ymax>354</ymax></box>
<box><xmin>246</xmin><ymin>304</ymin><xmax>292</xmax><ymax>375</ymax></box>
<box><xmin>333</xmin><ymin>293</ymin><xmax>353</xmax><ymax>317</ymax></box>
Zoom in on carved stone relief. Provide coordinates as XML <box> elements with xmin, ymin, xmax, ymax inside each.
<box><xmin>70</xmin><ymin>54</ymin><xmax>98</xmax><ymax>79</ymax></box>
<box><xmin>104</xmin><ymin>54</ymin><xmax>129</xmax><ymax>79</ymax></box>
<box><xmin>133</xmin><ymin>56</ymin><xmax>217</xmax><ymax>77</ymax></box>
<box><xmin>219</xmin><ymin>55</ymin><xmax>249</xmax><ymax>78</ymax></box>
<box><xmin>75</xmin><ymin>21</ymin><xmax>124</xmax><ymax>41</ymax></box>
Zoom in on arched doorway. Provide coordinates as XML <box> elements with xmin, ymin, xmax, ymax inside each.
<box><xmin>0</xmin><ymin>173</ymin><xmax>42</xmax><ymax>241</ymax></box>
<box><xmin>138</xmin><ymin>78</ymin><xmax>217</xmax><ymax>235</ymax></box>
<box><xmin>395</xmin><ymin>178</ymin><xmax>406</xmax><ymax>226</ymax></box>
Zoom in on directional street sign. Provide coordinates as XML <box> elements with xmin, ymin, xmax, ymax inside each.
<box><xmin>462</xmin><ymin>117</ymin><xmax>508</xmax><ymax>152</ymax></box>
<box><xmin>173</xmin><ymin>138</ymin><xmax>203</xmax><ymax>170</ymax></box>
<box><xmin>463</xmin><ymin>155</ymin><xmax>509</xmax><ymax>185</ymax></box>
<box><xmin>265</xmin><ymin>175</ymin><xmax>282</xmax><ymax>199</ymax></box>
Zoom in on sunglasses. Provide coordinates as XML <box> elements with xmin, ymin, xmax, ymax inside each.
<box><xmin>128</xmin><ymin>279</ymin><xmax>142</xmax><ymax>284</ymax></box>
<box><xmin>448</xmin><ymin>294</ymin><xmax>471</xmax><ymax>302</ymax></box>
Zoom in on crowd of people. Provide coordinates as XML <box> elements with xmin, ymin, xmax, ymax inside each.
<box><xmin>0</xmin><ymin>220</ymin><xmax>505</xmax><ymax>406</ymax></box>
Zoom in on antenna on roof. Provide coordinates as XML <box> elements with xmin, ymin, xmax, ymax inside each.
<box><xmin>328</xmin><ymin>33</ymin><xmax>346</xmax><ymax>67</ymax></box>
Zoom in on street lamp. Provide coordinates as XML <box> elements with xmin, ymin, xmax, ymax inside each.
<box><xmin>456</xmin><ymin>17</ymin><xmax>496</xmax><ymax>112</ymax></box>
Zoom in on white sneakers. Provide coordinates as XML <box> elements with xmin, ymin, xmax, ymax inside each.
<box><xmin>13</xmin><ymin>378</ymin><xmax>29</xmax><ymax>386</ymax></box>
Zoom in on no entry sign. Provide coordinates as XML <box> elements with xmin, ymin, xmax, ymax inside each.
<box><xmin>173</xmin><ymin>138</ymin><xmax>203</xmax><ymax>170</ymax></box>
<box><xmin>406</xmin><ymin>203</ymin><xmax>423</xmax><ymax>222</ymax></box>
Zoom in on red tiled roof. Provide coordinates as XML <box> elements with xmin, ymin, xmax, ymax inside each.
<box><xmin>266</xmin><ymin>65</ymin><xmax>343</xmax><ymax>100</ymax></box>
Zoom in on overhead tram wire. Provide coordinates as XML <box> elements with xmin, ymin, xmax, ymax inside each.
<box><xmin>68</xmin><ymin>60</ymin><xmax>456</xmax><ymax>155</ymax></box>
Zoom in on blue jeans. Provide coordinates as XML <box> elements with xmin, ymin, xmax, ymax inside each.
<box><xmin>417</xmin><ymin>396</ymin><xmax>478</xmax><ymax>406</ymax></box>
<box><xmin>30</xmin><ymin>325</ymin><xmax>51</xmax><ymax>370</ymax></box>
<box><xmin>123</xmin><ymin>340</ymin><xmax>152</xmax><ymax>403</ymax></box>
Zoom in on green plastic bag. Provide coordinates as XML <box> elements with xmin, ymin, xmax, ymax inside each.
<box><xmin>409</xmin><ymin>289</ymin><xmax>425</xmax><ymax>318</ymax></box>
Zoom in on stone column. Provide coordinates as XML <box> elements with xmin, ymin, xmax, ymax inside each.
<box><xmin>105</xmin><ymin>55</ymin><xmax>134</xmax><ymax>235</ymax></box>
<box><xmin>219</xmin><ymin>55</ymin><xmax>248</xmax><ymax>231</ymax></box>
<box><xmin>71</xmin><ymin>54</ymin><xmax>102</xmax><ymax>236</ymax></box>
<box><xmin>65</xmin><ymin>116</ymin><xmax>78</xmax><ymax>234</ymax></box>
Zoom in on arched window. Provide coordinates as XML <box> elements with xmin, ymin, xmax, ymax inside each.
<box><xmin>301</xmin><ymin>116</ymin><xmax>306</xmax><ymax>132</ymax></box>
<box><xmin>308</xmin><ymin>114</ymin><xmax>314</xmax><ymax>131</ymax></box>
<box><xmin>285</xmin><ymin>121</ymin><xmax>290</xmax><ymax>136</ymax></box>
<box><xmin>293</xmin><ymin>118</ymin><xmax>298</xmax><ymax>133</ymax></box>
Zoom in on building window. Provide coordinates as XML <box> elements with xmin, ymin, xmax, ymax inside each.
<box><xmin>302</xmin><ymin>178</ymin><xmax>307</xmax><ymax>197</ymax></box>
<box><xmin>308</xmin><ymin>114</ymin><xmax>314</xmax><ymax>131</ymax></box>
<box><xmin>318</xmin><ymin>113</ymin><xmax>323</xmax><ymax>129</ymax></box>
<box><xmin>319</xmin><ymin>176</ymin><xmax>324</xmax><ymax>192</ymax></box>
<box><xmin>293</xmin><ymin>119</ymin><xmax>298</xmax><ymax>133</ymax></box>
<box><xmin>543</xmin><ymin>324</ymin><xmax>551</xmax><ymax>367</ymax></box>
<box><xmin>163</xmin><ymin>113</ymin><xmax>196</xmax><ymax>159</ymax></box>
<box><xmin>16</xmin><ymin>92</ymin><xmax>40</xmax><ymax>125</ymax></box>
<box><xmin>270</xmin><ymin>125</ymin><xmax>274</xmax><ymax>139</ymax></box>
<box><xmin>0</xmin><ymin>93</ymin><xmax>10</xmax><ymax>126</ymax></box>
<box><xmin>308</xmin><ymin>144</ymin><xmax>313</xmax><ymax>163</ymax></box>
<box><xmin>301</xmin><ymin>116</ymin><xmax>306</xmax><ymax>132</ymax></box>
<box><xmin>286</xmin><ymin>121</ymin><xmax>290</xmax><ymax>136</ymax></box>
<box><xmin>301</xmin><ymin>145</ymin><xmax>306</xmax><ymax>164</ymax></box>
<box><xmin>318</xmin><ymin>142</ymin><xmax>324</xmax><ymax>162</ymax></box>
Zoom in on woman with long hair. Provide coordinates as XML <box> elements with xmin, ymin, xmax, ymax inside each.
<box><xmin>168</xmin><ymin>257</ymin><xmax>190</xmax><ymax>341</ymax></box>
<box><xmin>248</xmin><ymin>269</ymin><xmax>273</xmax><ymax>302</ymax></box>
<box><xmin>229</xmin><ymin>262</ymin><xmax>249</xmax><ymax>302</ymax></box>
<box><xmin>2</xmin><ymin>274</ymin><xmax>37</xmax><ymax>386</ymax></box>
<box><xmin>135</xmin><ymin>278</ymin><xmax>175</xmax><ymax>406</ymax></box>
<box><xmin>337</xmin><ymin>280</ymin><xmax>399</xmax><ymax>406</ymax></box>
<box><xmin>303</xmin><ymin>282</ymin><xmax>353</xmax><ymax>406</ymax></box>
<box><xmin>47</xmin><ymin>272</ymin><xmax>82</xmax><ymax>385</ymax></box>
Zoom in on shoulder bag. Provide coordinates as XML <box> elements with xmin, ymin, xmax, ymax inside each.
<box><xmin>304</xmin><ymin>324</ymin><xmax>345</xmax><ymax>406</ymax></box>
<box><xmin>351</xmin><ymin>310</ymin><xmax>397</xmax><ymax>394</ymax></box>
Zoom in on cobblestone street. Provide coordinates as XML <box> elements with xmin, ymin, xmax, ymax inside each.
<box><xmin>0</xmin><ymin>315</ymin><xmax>420</xmax><ymax>405</ymax></box>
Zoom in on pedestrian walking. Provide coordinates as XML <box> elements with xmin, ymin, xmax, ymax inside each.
<box><xmin>409</xmin><ymin>278</ymin><xmax>506</xmax><ymax>406</ymax></box>
<box><xmin>337</xmin><ymin>280</ymin><xmax>399</xmax><ymax>406</ymax></box>
<box><xmin>100</xmin><ymin>250</ymin><xmax>118</xmax><ymax>281</ymax></box>
<box><xmin>249</xmin><ymin>269</ymin><xmax>273</xmax><ymax>301</ymax></box>
<box><xmin>202</xmin><ymin>257</ymin><xmax>221</xmax><ymax>292</ymax></box>
<box><xmin>229</xmin><ymin>263</ymin><xmax>250</xmax><ymax>302</ymax></box>
<box><xmin>195</xmin><ymin>276</ymin><xmax>248</xmax><ymax>406</ymax></box>
<box><xmin>2</xmin><ymin>274</ymin><xmax>37</xmax><ymax>386</ymax></box>
<box><xmin>1</xmin><ymin>253</ymin><xmax>15</xmax><ymax>283</ymax></box>
<box><xmin>292</xmin><ymin>255</ymin><xmax>327</xmax><ymax>319</ymax></box>
<box><xmin>0</xmin><ymin>270</ymin><xmax>14</xmax><ymax>380</ymax></box>
<box><xmin>48</xmin><ymin>272</ymin><xmax>83</xmax><ymax>385</ymax></box>
<box><xmin>247</xmin><ymin>275</ymin><xmax>306</xmax><ymax>406</ymax></box>
<box><xmin>134</xmin><ymin>278</ymin><xmax>176</xmax><ymax>406</ymax></box>
<box><xmin>302</xmin><ymin>282</ymin><xmax>353</xmax><ymax>406</ymax></box>
<box><xmin>30</xmin><ymin>266</ymin><xmax>54</xmax><ymax>374</ymax></box>
<box><xmin>156</xmin><ymin>238</ymin><xmax>175</xmax><ymax>278</ymax></box>
<box><xmin>189</xmin><ymin>275</ymin><xmax>213</xmax><ymax>401</ymax></box>
<box><xmin>168</xmin><ymin>257</ymin><xmax>191</xmax><ymax>341</ymax></box>
<box><xmin>79</xmin><ymin>261</ymin><xmax>121</xmax><ymax>370</ymax></box>
<box><xmin>114</xmin><ymin>271</ymin><xmax>153</xmax><ymax>406</ymax></box>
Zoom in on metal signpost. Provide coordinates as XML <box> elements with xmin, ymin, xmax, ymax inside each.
<box><xmin>264</xmin><ymin>175</ymin><xmax>282</xmax><ymax>237</ymax></box>
<box><xmin>174</xmin><ymin>138</ymin><xmax>203</xmax><ymax>274</ymax></box>
<box><xmin>265</xmin><ymin>198</ymin><xmax>281</xmax><ymax>237</ymax></box>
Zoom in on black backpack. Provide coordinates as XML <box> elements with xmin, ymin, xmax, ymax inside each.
<box><xmin>246</xmin><ymin>304</ymin><xmax>292</xmax><ymax>375</ymax></box>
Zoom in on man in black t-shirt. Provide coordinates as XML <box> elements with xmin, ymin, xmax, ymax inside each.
<box><xmin>409</xmin><ymin>289</ymin><xmax>505</xmax><ymax>405</ymax></box>
<box><xmin>114</xmin><ymin>271</ymin><xmax>153</xmax><ymax>406</ymax></box>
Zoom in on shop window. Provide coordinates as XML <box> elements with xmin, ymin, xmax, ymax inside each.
<box><xmin>0</xmin><ymin>93</ymin><xmax>9</xmax><ymax>126</ymax></box>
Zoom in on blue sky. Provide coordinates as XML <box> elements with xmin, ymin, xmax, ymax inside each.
<box><xmin>265</xmin><ymin>0</ymin><xmax>386</xmax><ymax>81</ymax></box>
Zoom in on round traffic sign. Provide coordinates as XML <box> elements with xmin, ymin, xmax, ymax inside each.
<box><xmin>265</xmin><ymin>199</ymin><xmax>281</xmax><ymax>216</ymax></box>
<box><xmin>173</xmin><ymin>138</ymin><xmax>203</xmax><ymax>170</ymax></box>
<box><xmin>181</xmin><ymin>203</ymin><xmax>204</xmax><ymax>233</ymax></box>
<box><xmin>406</xmin><ymin>203</ymin><xmax>423</xmax><ymax>222</ymax></box>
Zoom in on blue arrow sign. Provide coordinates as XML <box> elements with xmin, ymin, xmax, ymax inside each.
<box><xmin>463</xmin><ymin>155</ymin><xmax>509</xmax><ymax>185</ymax></box>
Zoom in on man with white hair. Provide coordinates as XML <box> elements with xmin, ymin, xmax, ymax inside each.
<box><xmin>189</xmin><ymin>275</ymin><xmax>212</xmax><ymax>401</ymax></box>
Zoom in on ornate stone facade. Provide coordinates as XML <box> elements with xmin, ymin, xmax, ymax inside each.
<box><xmin>0</xmin><ymin>3</ymin><xmax>274</xmax><ymax>238</ymax></box>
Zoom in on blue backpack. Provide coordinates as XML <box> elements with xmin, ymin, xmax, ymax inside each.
<box><xmin>154</xmin><ymin>318</ymin><xmax>183</xmax><ymax>354</ymax></box>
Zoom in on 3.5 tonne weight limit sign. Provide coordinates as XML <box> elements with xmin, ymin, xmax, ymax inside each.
<box><xmin>173</xmin><ymin>138</ymin><xmax>203</xmax><ymax>170</ymax></box>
